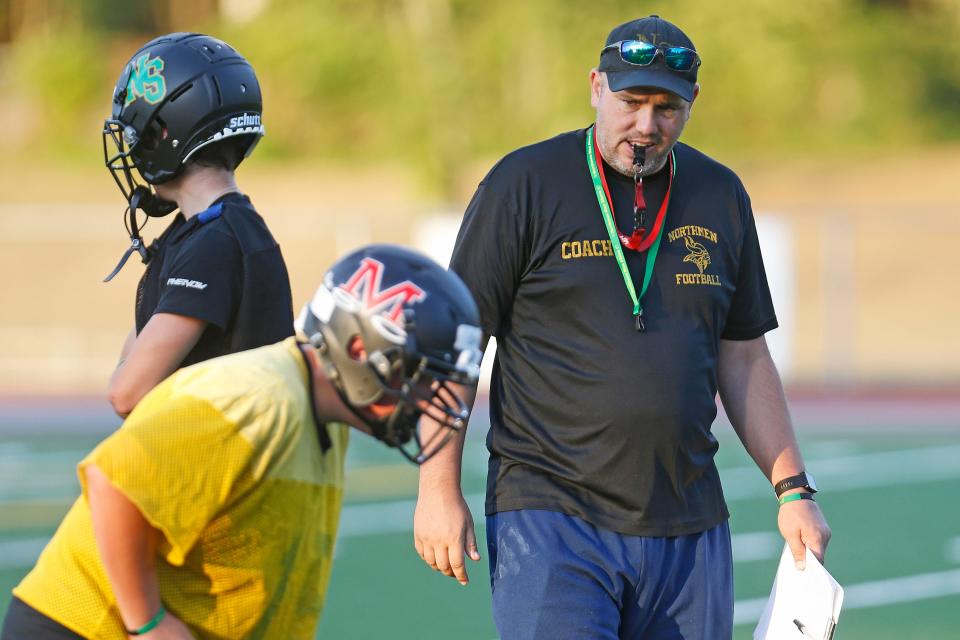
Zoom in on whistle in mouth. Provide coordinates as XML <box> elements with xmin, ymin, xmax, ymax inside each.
<box><xmin>632</xmin><ymin>144</ymin><xmax>646</xmax><ymax>169</ymax></box>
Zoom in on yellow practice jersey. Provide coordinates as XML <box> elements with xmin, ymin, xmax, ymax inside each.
<box><xmin>14</xmin><ymin>337</ymin><xmax>349</xmax><ymax>639</ymax></box>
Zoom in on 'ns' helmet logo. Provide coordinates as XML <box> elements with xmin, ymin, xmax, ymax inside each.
<box><xmin>339</xmin><ymin>257</ymin><xmax>427</xmax><ymax>325</ymax></box>
<box><xmin>125</xmin><ymin>53</ymin><xmax>167</xmax><ymax>106</ymax></box>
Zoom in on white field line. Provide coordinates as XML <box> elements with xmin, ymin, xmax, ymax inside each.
<box><xmin>5</xmin><ymin>443</ymin><xmax>960</xmax><ymax>503</ymax></box>
<box><xmin>731</xmin><ymin>532</ymin><xmax>781</xmax><ymax>563</ymax></box>
<box><xmin>3</xmin><ymin>445</ymin><xmax>959</xmax><ymax>568</ymax></box>
<box><xmin>337</xmin><ymin>498</ymin><xmax>780</xmax><ymax>553</ymax></box>
<box><xmin>734</xmin><ymin>569</ymin><xmax>960</xmax><ymax>625</ymax></box>
<box><xmin>0</xmin><ymin>447</ymin><xmax>87</xmax><ymax>500</ymax></box>
<box><xmin>719</xmin><ymin>444</ymin><xmax>960</xmax><ymax>500</ymax></box>
<box><xmin>336</xmin><ymin>444</ymin><xmax>960</xmax><ymax>538</ymax></box>
<box><xmin>947</xmin><ymin>537</ymin><xmax>960</xmax><ymax>565</ymax></box>
<box><xmin>0</xmin><ymin>537</ymin><xmax>49</xmax><ymax>569</ymax></box>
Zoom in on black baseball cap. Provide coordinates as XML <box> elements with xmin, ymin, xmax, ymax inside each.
<box><xmin>598</xmin><ymin>15</ymin><xmax>699</xmax><ymax>102</ymax></box>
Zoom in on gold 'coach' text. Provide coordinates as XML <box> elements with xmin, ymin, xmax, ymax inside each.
<box><xmin>561</xmin><ymin>240</ymin><xmax>614</xmax><ymax>260</ymax></box>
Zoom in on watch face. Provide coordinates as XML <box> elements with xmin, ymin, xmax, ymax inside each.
<box><xmin>804</xmin><ymin>472</ymin><xmax>818</xmax><ymax>492</ymax></box>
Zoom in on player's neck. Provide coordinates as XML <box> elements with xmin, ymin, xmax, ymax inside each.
<box><xmin>167</xmin><ymin>167</ymin><xmax>240</xmax><ymax>219</ymax></box>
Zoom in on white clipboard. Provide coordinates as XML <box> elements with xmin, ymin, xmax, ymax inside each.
<box><xmin>753</xmin><ymin>545</ymin><xmax>843</xmax><ymax>640</ymax></box>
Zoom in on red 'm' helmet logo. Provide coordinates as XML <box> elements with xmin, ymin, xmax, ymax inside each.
<box><xmin>340</xmin><ymin>258</ymin><xmax>426</xmax><ymax>324</ymax></box>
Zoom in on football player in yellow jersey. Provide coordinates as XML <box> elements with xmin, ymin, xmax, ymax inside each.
<box><xmin>2</xmin><ymin>245</ymin><xmax>483</xmax><ymax>640</ymax></box>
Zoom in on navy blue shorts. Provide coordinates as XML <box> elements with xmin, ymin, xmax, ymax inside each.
<box><xmin>486</xmin><ymin>510</ymin><xmax>733</xmax><ymax>640</ymax></box>
<box><xmin>1</xmin><ymin>597</ymin><xmax>85</xmax><ymax>640</ymax></box>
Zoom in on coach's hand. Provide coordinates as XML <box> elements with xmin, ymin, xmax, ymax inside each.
<box><xmin>414</xmin><ymin>486</ymin><xmax>480</xmax><ymax>586</ymax></box>
<box><xmin>778</xmin><ymin>496</ymin><xmax>831</xmax><ymax>570</ymax></box>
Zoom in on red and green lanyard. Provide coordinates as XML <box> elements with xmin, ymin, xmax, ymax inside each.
<box><xmin>585</xmin><ymin>125</ymin><xmax>675</xmax><ymax>331</ymax></box>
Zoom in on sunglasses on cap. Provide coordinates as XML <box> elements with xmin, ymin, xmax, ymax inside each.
<box><xmin>602</xmin><ymin>40</ymin><xmax>701</xmax><ymax>72</ymax></box>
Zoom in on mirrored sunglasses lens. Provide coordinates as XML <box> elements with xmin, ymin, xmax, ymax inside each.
<box><xmin>663</xmin><ymin>47</ymin><xmax>697</xmax><ymax>71</ymax></box>
<box><xmin>619</xmin><ymin>40</ymin><xmax>657</xmax><ymax>65</ymax></box>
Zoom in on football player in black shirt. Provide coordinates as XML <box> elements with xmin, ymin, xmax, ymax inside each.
<box><xmin>415</xmin><ymin>15</ymin><xmax>831</xmax><ymax>639</ymax></box>
<box><xmin>101</xmin><ymin>33</ymin><xmax>293</xmax><ymax>416</ymax></box>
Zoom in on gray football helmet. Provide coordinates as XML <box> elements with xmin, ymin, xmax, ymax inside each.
<box><xmin>297</xmin><ymin>245</ymin><xmax>483</xmax><ymax>464</ymax></box>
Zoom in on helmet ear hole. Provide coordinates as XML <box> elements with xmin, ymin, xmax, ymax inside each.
<box><xmin>139</xmin><ymin>119</ymin><xmax>164</xmax><ymax>152</ymax></box>
<box><xmin>346</xmin><ymin>335</ymin><xmax>366</xmax><ymax>362</ymax></box>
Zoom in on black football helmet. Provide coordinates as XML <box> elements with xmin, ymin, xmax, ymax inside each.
<box><xmin>102</xmin><ymin>33</ymin><xmax>265</xmax><ymax>280</ymax></box>
<box><xmin>297</xmin><ymin>245</ymin><xmax>483</xmax><ymax>464</ymax></box>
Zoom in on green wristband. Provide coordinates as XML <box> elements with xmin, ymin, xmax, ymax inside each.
<box><xmin>778</xmin><ymin>492</ymin><xmax>815</xmax><ymax>506</ymax></box>
<box><xmin>127</xmin><ymin>606</ymin><xmax>165</xmax><ymax>636</ymax></box>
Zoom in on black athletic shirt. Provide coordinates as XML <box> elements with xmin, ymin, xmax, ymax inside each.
<box><xmin>135</xmin><ymin>192</ymin><xmax>293</xmax><ymax>367</ymax></box>
<box><xmin>450</xmin><ymin>128</ymin><xmax>778</xmax><ymax>536</ymax></box>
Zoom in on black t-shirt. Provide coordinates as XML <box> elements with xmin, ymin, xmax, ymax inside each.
<box><xmin>450</xmin><ymin>128</ymin><xmax>778</xmax><ymax>536</ymax></box>
<box><xmin>135</xmin><ymin>192</ymin><xmax>294</xmax><ymax>367</ymax></box>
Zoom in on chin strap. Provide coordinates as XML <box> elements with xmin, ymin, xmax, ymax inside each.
<box><xmin>102</xmin><ymin>187</ymin><xmax>175</xmax><ymax>282</ymax></box>
<box><xmin>298</xmin><ymin>340</ymin><xmax>334</xmax><ymax>453</ymax></box>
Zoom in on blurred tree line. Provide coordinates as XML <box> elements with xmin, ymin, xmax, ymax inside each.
<box><xmin>1</xmin><ymin>0</ymin><xmax>958</xmax><ymax>196</ymax></box>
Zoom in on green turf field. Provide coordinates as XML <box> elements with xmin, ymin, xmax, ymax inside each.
<box><xmin>1</xmin><ymin>403</ymin><xmax>958</xmax><ymax>639</ymax></box>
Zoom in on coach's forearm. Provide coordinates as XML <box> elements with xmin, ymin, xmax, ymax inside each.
<box><xmin>719</xmin><ymin>337</ymin><xmax>832</xmax><ymax>566</ymax></box>
<box><xmin>418</xmin><ymin>382</ymin><xmax>476</xmax><ymax>492</ymax></box>
<box><xmin>419</xmin><ymin>327</ymin><xmax>487</xmax><ymax>490</ymax></box>
<box><xmin>717</xmin><ymin>337</ymin><xmax>805</xmax><ymax>484</ymax></box>
<box><xmin>85</xmin><ymin>463</ymin><xmax>164</xmax><ymax>632</ymax></box>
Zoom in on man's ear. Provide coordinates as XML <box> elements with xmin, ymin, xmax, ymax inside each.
<box><xmin>589</xmin><ymin>68</ymin><xmax>604</xmax><ymax>108</ymax></box>
<box><xmin>684</xmin><ymin>83</ymin><xmax>700</xmax><ymax>121</ymax></box>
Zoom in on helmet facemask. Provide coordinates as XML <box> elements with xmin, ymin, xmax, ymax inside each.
<box><xmin>101</xmin><ymin>66</ymin><xmax>178</xmax><ymax>282</ymax></box>
<box><xmin>101</xmin><ymin>120</ymin><xmax>176</xmax><ymax>282</ymax></box>
<box><xmin>102</xmin><ymin>117</ymin><xmax>177</xmax><ymax>217</ymax></box>
<box><xmin>357</xmin><ymin>333</ymin><xmax>481</xmax><ymax>464</ymax></box>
